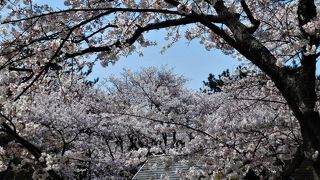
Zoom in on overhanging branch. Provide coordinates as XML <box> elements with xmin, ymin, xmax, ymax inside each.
<box><xmin>1</xmin><ymin>122</ymin><xmax>63</xmax><ymax>180</ymax></box>
<box><xmin>240</xmin><ymin>0</ymin><xmax>260</xmax><ymax>33</ymax></box>
<box><xmin>65</xmin><ymin>15</ymin><xmax>224</xmax><ymax>59</ymax></box>
<box><xmin>1</xmin><ymin>8</ymin><xmax>181</xmax><ymax>24</ymax></box>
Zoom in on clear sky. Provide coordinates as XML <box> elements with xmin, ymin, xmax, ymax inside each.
<box><xmin>88</xmin><ymin>31</ymin><xmax>240</xmax><ymax>90</ymax></box>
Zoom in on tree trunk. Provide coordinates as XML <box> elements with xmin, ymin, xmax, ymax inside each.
<box><xmin>299</xmin><ymin>111</ymin><xmax>320</xmax><ymax>177</ymax></box>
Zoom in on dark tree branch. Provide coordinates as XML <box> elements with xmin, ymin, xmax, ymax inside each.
<box><xmin>109</xmin><ymin>111</ymin><xmax>242</xmax><ymax>154</ymax></box>
<box><xmin>13</xmin><ymin>8</ymin><xmax>119</xmax><ymax>101</ymax></box>
<box><xmin>164</xmin><ymin>0</ymin><xmax>180</xmax><ymax>6</ymax></box>
<box><xmin>1</xmin><ymin>122</ymin><xmax>41</xmax><ymax>157</ymax></box>
<box><xmin>213</xmin><ymin>0</ymin><xmax>280</xmax><ymax>73</ymax></box>
<box><xmin>1</xmin><ymin>122</ymin><xmax>63</xmax><ymax>180</ymax></box>
<box><xmin>281</xmin><ymin>145</ymin><xmax>304</xmax><ymax>179</ymax></box>
<box><xmin>65</xmin><ymin>12</ymin><xmax>234</xmax><ymax>60</ymax></box>
<box><xmin>297</xmin><ymin>0</ymin><xmax>319</xmax><ymax>51</ymax></box>
<box><xmin>0</xmin><ymin>112</ymin><xmax>16</xmax><ymax>132</ymax></box>
<box><xmin>1</xmin><ymin>8</ymin><xmax>181</xmax><ymax>24</ymax></box>
<box><xmin>56</xmin><ymin>130</ymin><xmax>67</xmax><ymax>156</ymax></box>
<box><xmin>8</xmin><ymin>67</ymin><xmax>33</xmax><ymax>72</ymax></box>
<box><xmin>105</xmin><ymin>138</ymin><xmax>115</xmax><ymax>161</ymax></box>
<box><xmin>232</xmin><ymin>96</ymin><xmax>287</xmax><ymax>105</ymax></box>
<box><xmin>207</xmin><ymin>1</ymin><xmax>308</xmax><ymax>120</ymax></box>
<box><xmin>71</xmin><ymin>24</ymin><xmax>118</xmax><ymax>44</ymax></box>
<box><xmin>65</xmin><ymin>15</ymin><xmax>224</xmax><ymax>59</ymax></box>
<box><xmin>240</xmin><ymin>0</ymin><xmax>260</xmax><ymax>33</ymax></box>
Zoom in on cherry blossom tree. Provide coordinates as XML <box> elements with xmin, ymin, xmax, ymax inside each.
<box><xmin>0</xmin><ymin>71</ymin><xmax>152</xmax><ymax>179</ymax></box>
<box><xmin>0</xmin><ymin>65</ymin><xmax>305</xmax><ymax>179</ymax></box>
<box><xmin>0</xmin><ymin>0</ymin><xmax>320</xmax><ymax>178</ymax></box>
<box><xmin>100</xmin><ymin>67</ymin><xmax>306</xmax><ymax>179</ymax></box>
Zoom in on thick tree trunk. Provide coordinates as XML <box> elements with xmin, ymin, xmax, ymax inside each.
<box><xmin>282</xmin><ymin>0</ymin><xmax>319</xmax><ymax>176</ymax></box>
<box><xmin>299</xmin><ymin>111</ymin><xmax>320</xmax><ymax>177</ymax></box>
<box><xmin>198</xmin><ymin>0</ymin><xmax>320</xmax><ymax>177</ymax></box>
<box><xmin>277</xmin><ymin>72</ymin><xmax>320</xmax><ymax>178</ymax></box>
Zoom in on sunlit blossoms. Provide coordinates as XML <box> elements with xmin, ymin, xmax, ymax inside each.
<box><xmin>0</xmin><ymin>66</ymin><xmax>306</xmax><ymax>179</ymax></box>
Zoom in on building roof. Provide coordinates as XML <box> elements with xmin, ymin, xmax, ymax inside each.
<box><xmin>132</xmin><ymin>156</ymin><xmax>193</xmax><ymax>180</ymax></box>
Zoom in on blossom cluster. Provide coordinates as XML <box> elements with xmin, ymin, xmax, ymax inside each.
<box><xmin>0</xmin><ymin>66</ymin><xmax>305</xmax><ymax>179</ymax></box>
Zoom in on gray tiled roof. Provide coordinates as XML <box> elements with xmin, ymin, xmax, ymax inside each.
<box><xmin>132</xmin><ymin>156</ymin><xmax>191</xmax><ymax>180</ymax></box>
<box><xmin>133</xmin><ymin>156</ymin><xmax>316</xmax><ymax>180</ymax></box>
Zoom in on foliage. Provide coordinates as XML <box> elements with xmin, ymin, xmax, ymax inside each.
<box><xmin>201</xmin><ymin>66</ymin><xmax>250</xmax><ymax>93</ymax></box>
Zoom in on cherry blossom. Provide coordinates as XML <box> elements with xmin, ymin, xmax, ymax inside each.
<box><xmin>0</xmin><ymin>0</ymin><xmax>319</xmax><ymax>178</ymax></box>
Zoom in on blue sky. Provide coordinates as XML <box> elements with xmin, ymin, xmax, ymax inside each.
<box><xmin>88</xmin><ymin>35</ymin><xmax>240</xmax><ymax>90</ymax></box>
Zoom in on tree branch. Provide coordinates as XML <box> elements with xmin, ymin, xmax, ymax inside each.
<box><xmin>1</xmin><ymin>8</ymin><xmax>181</xmax><ymax>24</ymax></box>
<box><xmin>1</xmin><ymin>122</ymin><xmax>63</xmax><ymax>180</ymax></box>
<box><xmin>8</xmin><ymin>67</ymin><xmax>33</xmax><ymax>72</ymax></box>
<box><xmin>240</xmin><ymin>0</ymin><xmax>260</xmax><ymax>33</ymax></box>
<box><xmin>281</xmin><ymin>145</ymin><xmax>304</xmax><ymax>179</ymax></box>
<box><xmin>13</xmin><ymin>8</ymin><xmax>118</xmax><ymax>101</ymax></box>
<box><xmin>232</xmin><ymin>96</ymin><xmax>287</xmax><ymax>105</ymax></box>
<box><xmin>65</xmin><ymin>15</ymin><xmax>222</xmax><ymax>59</ymax></box>
<box><xmin>108</xmin><ymin>111</ymin><xmax>242</xmax><ymax>154</ymax></box>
